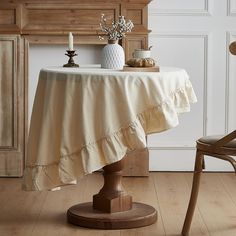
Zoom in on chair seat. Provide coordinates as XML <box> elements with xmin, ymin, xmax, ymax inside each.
<box><xmin>198</xmin><ymin>135</ymin><xmax>236</xmax><ymax>148</ymax></box>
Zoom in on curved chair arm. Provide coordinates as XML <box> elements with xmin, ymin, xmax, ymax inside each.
<box><xmin>208</xmin><ymin>153</ymin><xmax>236</xmax><ymax>173</ymax></box>
<box><xmin>212</xmin><ymin>130</ymin><xmax>236</xmax><ymax>148</ymax></box>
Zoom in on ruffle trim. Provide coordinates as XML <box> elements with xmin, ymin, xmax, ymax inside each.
<box><xmin>22</xmin><ymin>83</ymin><xmax>197</xmax><ymax>191</ymax></box>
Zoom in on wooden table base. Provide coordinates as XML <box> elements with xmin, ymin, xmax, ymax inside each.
<box><xmin>67</xmin><ymin>159</ymin><xmax>157</xmax><ymax>229</ymax></box>
<box><xmin>67</xmin><ymin>202</ymin><xmax>157</xmax><ymax>229</ymax></box>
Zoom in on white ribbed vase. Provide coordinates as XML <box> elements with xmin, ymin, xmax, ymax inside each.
<box><xmin>101</xmin><ymin>40</ymin><xmax>125</xmax><ymax>69</ymax></box>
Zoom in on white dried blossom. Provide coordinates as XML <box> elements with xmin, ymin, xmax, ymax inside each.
<box><xmin>99</xmin><ymin>14</ymin><xmax>134</xmax><ymax>40</ymax></box>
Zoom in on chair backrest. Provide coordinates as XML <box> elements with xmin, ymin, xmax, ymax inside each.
<box><xmin>212</xmin><ymin>130</ymin><xmax>236</xmax><ymax>148</ymax></box>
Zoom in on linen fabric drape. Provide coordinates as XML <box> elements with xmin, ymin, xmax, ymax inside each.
<box><xmin>23</xmin><ymin>66</ymin><xmax>197</xmax><ymax>191</ymax></box>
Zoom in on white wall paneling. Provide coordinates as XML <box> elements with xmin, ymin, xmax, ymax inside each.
<box><xmin>148</xmin><ymin>0</ymin><xmax>236</xmax><ymax>171</ymax></box>
<box><xmin>227</xmin><ymin>0</ymin><xmax>236</xmax><ymax>16</ymax></box>
<box><xmin>148</xmin><ymin>33</ymin><xmax>208</xmax><ymax>171</ymax></box>
<box><xmin>149</xmin><ymin>0</ymin><xmax>211</xmax><ymax>16</ymax></box>
<box><xmin>149</xmin><ymin>149</ymin><xmax>235</xmax><ymax>172</ymax></box>
<box><xmin>149</xmin><ymin>149</ymin><xmax>195</xmax><ymax>171</ymax></box>
<box><xmin>226</xmin><ymin>32</ymin><xmax>236</xmax><ymax>132</ymax></box>
<box><xmin>148</xmin><ymin>33</ymin><xmax>207</xmax><ymax>148</ymax></box>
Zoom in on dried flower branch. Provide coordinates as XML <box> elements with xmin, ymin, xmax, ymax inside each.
<box><xmin>99</xmin><ymin>14</ymin><xmax>134</xmax><ymax>40</ymax></box>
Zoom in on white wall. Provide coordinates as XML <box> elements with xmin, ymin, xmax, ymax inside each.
<box><xmin>28</xmin><ymin>0</ymin><xmax>236</xmax><ymax>171</ymax></box>
<box><xmin>148</xmin><ymin>0</ymin><xmax>236</xmax><ymax>171</ymax></box>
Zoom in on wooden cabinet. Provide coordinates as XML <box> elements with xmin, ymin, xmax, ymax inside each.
<box><xmin>0</xmin><ymin>3</ymin><xmax>21</xmax><ymax>34</ymax></box>
<box><xmin>0</xmin><ymin>35</ymin><xmax>25</xmax><ymax>176</ymax></box>
<box><xmin>123</xmin><ymin>148</ymin><xmax>149</xmax><ymax>177</ymax></box>
<box><xmin>0</xmin><ymin>0</ymin><xmax>151</xmax><ymax>177</ymax></box>
<box><xmin>21</xmin><ymin>3</ymin><xmax>120</xmax><ymax>34</ymax></box>
<box><xmin>123</xmin><ymin>35</ymin><xmax>149</xmax><ymax>60</ymax></box>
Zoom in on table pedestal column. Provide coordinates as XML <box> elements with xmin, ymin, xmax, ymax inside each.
<box><xmin>67</xmin><ymin>159</ymin><xmax>157</xmax><ymax>229</ymax></box>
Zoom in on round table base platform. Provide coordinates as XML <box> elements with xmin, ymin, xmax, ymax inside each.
<box><xmin>67</xmin><ymin>202</ymin><xmax>157</xmax><ymax>229</ymax></box>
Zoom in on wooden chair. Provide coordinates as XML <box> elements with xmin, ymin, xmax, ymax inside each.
<box><xmin>182</xmin><ymin>41</ymin><xmax>236</xmax><ymax>235</ymax></box>
<box><xmin>181</xmin><ymin>130</ymin><xmax>236</xmax><ymax>235</ymax></box>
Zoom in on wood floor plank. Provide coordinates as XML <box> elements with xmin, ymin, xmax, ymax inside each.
<box><xmin>154</xmin><ymin>172</ymin><xmax>209</xmax><ymax>236</ymax></box>
<box><xmin>1</xmin><ymin>173</ymin><xmax>236</xmax><ymax>236</ymax></box>
<box><xmin>219</xmin><ymin>173</ymin><xmax>236</xmax><ymax>205</ymax></box>
<box><xmin>0</xmin><ymin>178</ymin><xmax>48</xmax><ymax>236</ymax></box>
<box><xmin>186</xmin><ymin>173</ymin><xmax>236</xmax><ymax>236</ymax></box>
<box><xmin>31</xmin><ymin>173</ymin><xmax>120</xmax><ymax>236</ymax></box>
<box><xmin>120</xmin><ymin>175</ymin><xmax>166</xmax><ymax>236</ymax></box>
<box><xmin>182</xmin><ymin>173</ymin><xmax>210</xmax><ymax>236</ymax></box>
<box><xmin>63</xmin><ymin>173</ymin><xmax>121</xmax><ymax>236</ymax></box>
<box><xmin>31</xmin><ymin>184</ymin><xmax>83</xmax><ymax>236</ymax></box>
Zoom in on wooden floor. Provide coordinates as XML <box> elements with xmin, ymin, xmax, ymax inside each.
<box><xmin>1</xmin><ymin>172</ymin><xmax>236</xmax><ymax>236</ymax></box>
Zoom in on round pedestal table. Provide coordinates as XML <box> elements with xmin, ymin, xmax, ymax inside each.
<box><xmin>22</xmin><ymin>65</ymin><xmax>197</xmax><ymax>229</ymax></box>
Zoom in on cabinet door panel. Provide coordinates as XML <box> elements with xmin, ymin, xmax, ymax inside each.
<box><xmin>123</xmin><ymin>35</ymin><xmax>148</xmax><ymax>61</ymax></box>
<box><xmin>0</xmin><ymin>35</ymin><xmax>24</xmax><ymax>176</ymax></box>
<box><xmin>0</xmin><ymin>40</ymin><xmax>15</xmax><ymax>147</ymax></box>
<box><xmin>21</xmin><ymin>3</ymin><xmax>119</xmax><ymax>34</ymax></box>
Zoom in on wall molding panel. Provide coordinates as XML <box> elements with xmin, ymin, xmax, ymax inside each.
<box><xmin>148</xmin><ymin>1</ymin><xmax>236</xmax><ymax>171</ymax></box>
<box><xmin>148</xmin><ymin>32</ymin><xmax>208</xmax><ymax>150</ymax></box>
<box><xmin>226</xmin><ymin>31</ymin><xmax>236</xmax><ymax>132</ymax></box>
<box><xmin>227</xmin><ymin>0</ymin><xmax>236</xmax><ymax>16</ymax></box>
<box><xmin>149</xmin><ymin>0</ymin><xmax>211</xmax><ymax>16</ymax></box>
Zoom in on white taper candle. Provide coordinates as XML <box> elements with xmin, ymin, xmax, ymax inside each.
<box><xmin>68</xmin><ymin>32</ymin><xmax>73</xmax><ymax>51</ymax></box>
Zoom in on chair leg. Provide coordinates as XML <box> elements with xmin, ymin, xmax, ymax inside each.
<box><xmin>182</xmin><ymin>150</ymin><xmax>204</xmax><ymax>236</ymax></box>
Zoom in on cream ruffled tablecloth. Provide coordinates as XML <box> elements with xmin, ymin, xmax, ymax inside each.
<box><xmin>22</xmin><ymin>65</ymin><xmax>197</xmax><ymax>191</ymax></box>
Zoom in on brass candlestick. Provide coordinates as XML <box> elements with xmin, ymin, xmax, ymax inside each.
<box><xmin>63</xmin><ymin>50</ymin><xmax>79</xmax><ymax>67</ymax></box>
